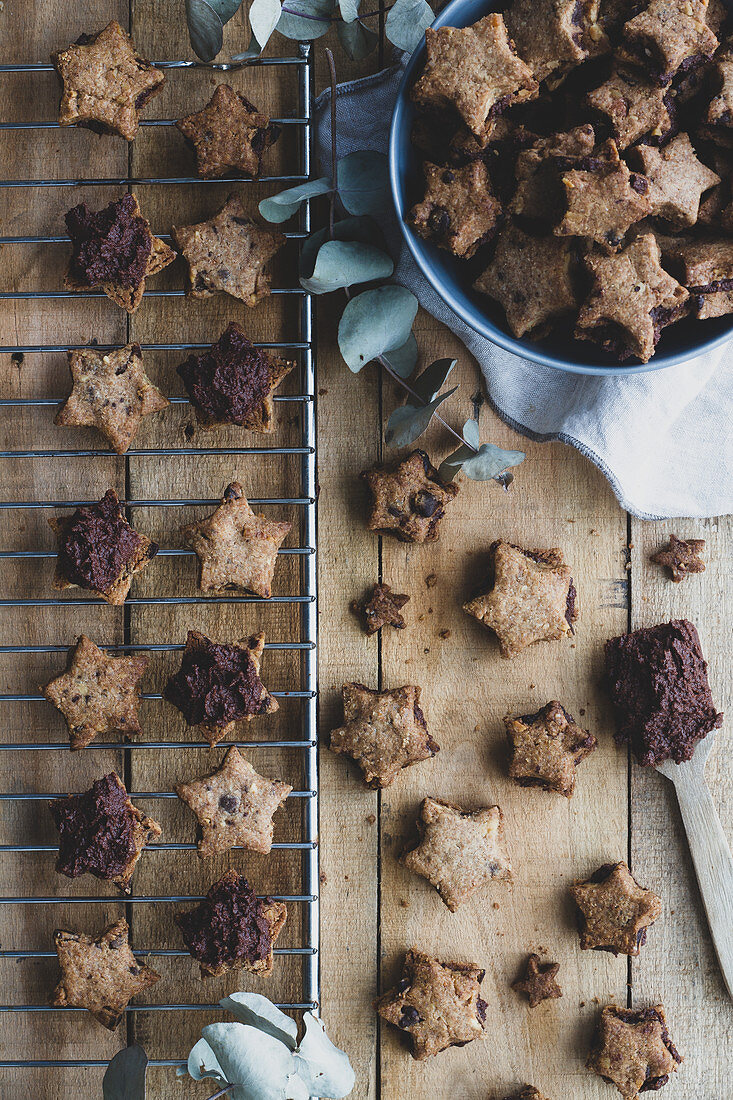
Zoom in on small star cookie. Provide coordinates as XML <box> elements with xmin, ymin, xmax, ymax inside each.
<box><xmin>504</xmin><ymin>701</ymin><xmax>597</xmax><ymax>797</ymax></box>
<box><xmin>55</xmin><ymin>343</ymin><xmax>169</xmax><ymax>454</ymax></box>
<box><xmin>351</xmin><ymin>582</ymin><xmax>410</xmax><ymax>635</ymax></box>
<box><xmin>511</xmin><ymin>953</ymin><xmax>562</xmax><ymax>1008</ymax></box>
<box><xmin>329</xmin><ymin>682</ymin><xmax>438</xmax><ymax>788</ymax></box>
<box><xmin>360</xmin><ymin>450</ymin><xmax>459</xmax><ymax>544</ymax></box>
<box><xmin>651</xmin><ymin>533</ymin><xmax>705</xmax><ymax>582</ymax></box>
<box><xmin>402</xmin><ymin>798</ymin><xmax>511</xmax><ymax>911</ymax></box>
<box><xmin>176</xmin><ymin>84</ymin><xmax>280</xmax><ymax>178</ymax></box>
<box><xmin>52</xmin><ymin>21</ymin><xmax>164</xmax><ymax>140</ymax></box>
<box><xmin>464</xmin><ymin>540</ymin><xmax>578</xmax><ymax>659</ymax></box>
<box><xmin>173</xmin><ymin>194</ymin><xmax>285</xmax><ymax>306</ymax></box>
<box><xmin>374</xmin><ymin>949</ymin><xmax>487</xmax><ymax>1059</ymax></box>
<box><xmin>50</xmin><ymin>918</ymin><xmax>161</xmax><ymax>1030</ymax></box>
<box><xmin>176</xmin><ymin>746</ymin><xmax>292</xmax><ymax>857</ymax></box>
<box><xmin>587</xmin><ymin>1004</ymin><xmax>682</xmax><ymax>1099</ymax></box>
<box><xmin>43</xmin><ymin>634</ymin><xmax>149</xmax><ymax>750</ymax></box>
<box><xmin>630</xmin><ymin>134</ymin><xmax>720</xmax><ymax>228</ymax></box>
<box><xmin>570</xmin><ymin>861</ymin><xmax>662</xmax><ymax>955</ymax></box>
<box><xmin>503</xmin><ymin>1089</ymin><xmax>551</xmax><ymax>1100</ymax></box>
<box><xmin>409</xmin><ymin>160</ymin><xmax>501</xmax><ymax>258</ymax></box>
<box><xmin>181</xmin><ymin>482</ymin><xmax>292</xmax><ymax>598</ymax></box>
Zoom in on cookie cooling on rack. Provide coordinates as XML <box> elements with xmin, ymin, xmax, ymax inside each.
<box><xmin>176</xmin><ymin>84</ymin><xmax>280</xmax><ymax>178</ymax></box>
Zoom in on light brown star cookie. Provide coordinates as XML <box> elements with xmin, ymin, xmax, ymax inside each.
<box><xmin>629</xmin><ymin>134</ymin><xmax>720</xmax><ymax>228</ymax></box>
<box><xmin>52</xmin><ymin>21</ymin><xmax>164</xmax><ymax>140</ymax></box>
<box><xmin>511</xmin><ymin>953</ymin><xmax>562</xmax><ymax>1008</ymax></box>
<box><xmin>360</xmin><ymin>450</ymin><xmax>459</xmax><ymax>544</ymax></box>
<box><xmin>661</xmin><ymin>236</ymin><xmax>733</xmax><ymax>317</ymax></box>
<box><xmin>554</xmin><ymin>139</ymin><xmax>651</xmax><ymax>251</ymax></box>
<box><xmin>176</xmin><ymin>84</ymin><xmax>280</xmax><ymax>178</ymax></box>
<box><xmin>504</xmin><ymin>701</ymin><xmax>597</xmax><ymax>797</ymax></box>
<box><xmin>374</xmin><ymin>949</ymin><xmax>487</xmax><ymax>1060</ymax></box>
<box><xmin>619</xmin><ymin>0</ymin><xmax>718</xmax><ymax>85</ymax></box>
<box><xmin>701</xmin><ymin>46</ymin><xmax>733</xmax><ymax>143</ymax></box>
<box><xmin>43</xmin><ymin>634</ymin><xmax>149</xmax><ymax>751</ymax></box>
<box><xmin>181</xmin><ymin>482</ymin><xmax>292</xmax><ymax>598</ymax></box>
<box><xmin>50</xmin><ymin>917</ymin><xmax>161</xmax><ymax>1029</ymax></box>
<box><xmin>409</xmin><ymin>160</ymin><xmax>501</xmax><ymax>258</ymax></box>
<box><xmin>464</xmin><ymin>540</ymin><xmax>578</xmax><ymax>659</ymax></box>
<box><xmin>586</xmin><ymin>70</ymin><xmax>674</xmax><ymax>149</ymax></box>
<box><xmin>411</xmin><ymin>14</ymin><xmax>537</xmax><ymax>138</ymax></box>
<box><xmin>651</xmin><ymin>533</ymin><xmax>706</xmax><ymax>582</ymax></box>
<box><xmin>173</xmin><ymin>194</ymin><xmax>285</xmax><ymax>306</ymax></box>
<box><xmin>510</xmin><ymin>125</ymin><xmax>597</xmax><ymax>223</ymax></box>
<box><xmin>351</xmin><ymin>582</ymin><xmax>410</xmax><ymax>635</ymax></box>
<box><xmin>402</xmin><ymin>797</ymin><xmax>511</xmax><ymax>911</ymax></box>
<box><xmin>505</xmin><ymin>0</ymin><xmax>594</xmax><ymax>84</ymax></box>
<box><xmin>587</xmin><ymin>1004</ymin><xmax>682</xmax><ymax>1099</ymax></box>
<box><xmin>503</xmin><ymin>1088</ymin><xmax>551</xmax><ymax>1100</ymax></box>
<box><xmin>176</xmin><ymin>746</ymin><xmax>292</xmax><ymax>857</ymax></box>
<box><xmin>570</xmin><ymin>861</ymin><xmax>662</xmax><ymax>955</ymax></box>
<box><xmin>54</xmin><ymin>343</ymin><xmax>169</xmax><ymax>454</ymax></box>
<box><xmin>329</xmin><ymin>682</ymin><xmax>438</xmax><ymax>788</ymax></box>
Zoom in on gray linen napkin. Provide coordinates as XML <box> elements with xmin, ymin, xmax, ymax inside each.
<box><xmin>314</xmin><ymin>63</ymin><xmax>733</xmax><ymax>520</ymax></box>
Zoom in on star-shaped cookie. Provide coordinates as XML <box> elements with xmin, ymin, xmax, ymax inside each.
<box><xmin>503</xmin><ymin>1089</ymin><xmax>550</xmax><ymax>1100</ymax></box>
<box><xmin>651</xmin><ymin>533</ymin><xmax>705</xmax><ymax>582</ymax></box>
<box><xmin>329</xmin><ymin>682</ymin><xmax>439</xmax><ymax>788</ymax></box>
<box><xmin>630</xmin><ymin>134</ymin><xmax>720</xmax><ymax>228</ymax></box>
<box><xmin>511</xmin><ymin>953</ymin><xmax>562</xmax><ymax>1008</ymax></box>
<box><xmin>176</xmin><ymin>84</ymin><xmax>280</xmax><ymax>178</ymax></box>
<box><xmin>52</xmin><ymin>20</ymin><xmax>164</xmax><ymax>140</ymax></box>
<box><xmin>402</xmin><ymin>797</ymin><xmax>511</xmax><ymax>911</ymax></box>
<box><xmin>361</xmin><ymin>450</ymin><xmax>459</xmax><ymax>544</ymax></box>
<box><xmin>181</xmin><ymin>481</ymin><xmax>292</xmax><ymax>598</ymax></box>
<box><xmin>173</xmin><ymin>194</ymin><xmax>285</xmax><ymax>306</ymax></box>
<box><xmin>409</xmin><ymin>160</ymin><xmax>501</xmax><ymax>258</ymax></box>
<box><xmin>43</xmin><ymin>634</ymin><xmax>149</xmax><ymax>750</ymax></box>
<box><xmin>619</xmin><ymin>0</ymin><xmax>718</xmax><ymax>85</ymax></box>
<box><xmin>54</xmin><ymin>343</ymin><xmax>169</xmax><ymax>454</ymax></box>
<box><xmin>176</xmin><ymin>746</ymin><xmax>292</xmax><ymax>857</ymax></box>
<box><xmin>351</xmin><ymin>582</ymin><xmax>410</xmax><ymax>635</ymax></box>
<box><xmin>374</xmin><ymin>949</ymin><xmax>487</xmax><ymax>1060</ymax></box>
<box><xmin>587</xmin><ymin>1004</ymin><xmax>682</xmax><ymax>1099</ymax></box>
<box><xmin>504</xmin><ymin>701</ymin><xmax>597</xmax><ymax>797</ymax></box>
<box><xmin>570</xmin><ymin>861</ymin><xmax>662</xmax><ymax>956</ymax></box>
<box><xmin>586</xmin><ymin>70</ymin><xmax>674</xmax><ymax>150</ymax></box>
<box><xmin>50</xmin><ymin>917</ymin><xmax>161</xmax><ymax>1029</ymax></box>
<box><xmin>464</xmin><ymin>540</ymin><xmax>578</xmax><ymax>659</ymax></box>
<box><xmin>411</xmin><ymin>14</ymin><xmax>537</xmax><ymax>138</ymax></box>
<box><xmin>555</xmin><ymin>140</ymin><xmax>651</xmax><ymax>252</ymax></box>
<box><xmin>505</xmin><ymin>0</ymin><xmax>592</xmax><ymax>83</ymax></box>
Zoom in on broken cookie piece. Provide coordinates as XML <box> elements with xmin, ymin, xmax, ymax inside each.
<box><xmin>463</xmin><ymin>540</ymin><xmax>578</xmax><ymax>659</ymax></box>
<box><xmin>587</xmin><ymin>1004</ymin><xmax>682</xmax><ymax>1098</ymax></box>
<box><xmin>409</xmin><ymin>160</ymin><xmax>501</xmax><ymax>258</ymax></box>
<box><xmin>586</xmin><ymin>69</ymin><xmax>674</xmax><ymax>149</ymax></box>
<box><xmin>511</xmin><ymin>953</ymin><xmax>562</xmax><ymax>1008</ymax></box>
<box><xmin>570</xmin><ymin>861</ymin><xmax>662</xmax><ymax>955</ymax></box>
<box><xmin>374</xmin><ymin>949</ymin><xmax>487</xmax><ymax>1059</ymax></box>
<box><xmin>619</xmin><ymin>0</ymin><xmax>718</xmax><ymax>86</ymax></box>
<box><xmin>360</xmin><ymin>450</ymin><xmax>459</xmax><ymax>544</ymax></box>
<box><xmin>351</xmin><ymin>582</ymin><xmax>410</xmax><ymax>635</ymax></box>
<box><xmin>701</xmin><ymin>45</ymin><xmax>733</xmax><ymax>143</ymax></box>
<box><xmin>402</xmin><ymin>797</ymin><xmax>511</xmax><ymax>911</ymax></box>
<box><xmin>629</xmin><ymin>133</ymin><xmax>720</xmax><ymax>228</ymax></box>
<box><xmin>554</xmin><ymin>139</ymin><xmax>651</xmax><ymax>251</ymax></box>
<box><xmin>651</xmin><ymin>533</ymin><xmax>706</xmax><ymax>582</ymax></box>
<box><xmin>504</xmin><ymin>701</ymin><xmax>596</xmax><ymax>797</ymax></box>
<box><xmin>329</xmin><ymin>682</ymin><xmax>438</xmax><ymax>788</ymax></box>
<box><xmin>661</xmin><ymin>235</ymin><xmax>733</xmax><ymax>317</ymax></box>
<box><xmin>176</xmin><ymin>84</ymin><xmax>279</xmax><ymax>178</ymax></box>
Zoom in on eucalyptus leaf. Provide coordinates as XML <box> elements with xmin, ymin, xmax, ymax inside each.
<box><xmin>103</xmin><ymin>1045</ymin><xmax>148</xmax><ymax>1100</ymax></box>
<box><xmin>338</xmin><ymin>285</ymin><xmax>418</xmax><ymax>373</ymax></box>
<box><xmin>249</xmin><ymin>0</ymin><xmax>282</xmax><ymax>47</ymax></box>
<box><xmin>185</xmin><ymin>0</ymin><xmax>224</xmax><ymax>61</ymax></box>
<box><xmin>385</xmin><ymin>387</ymin><xmax>457</xmax><ymax>448</ymax></box>
<box><xmin>209</xmin><ymin>0</ymin><xmax>243</xmax><ymax>20</ymax></box>
<box><xmin>276</xmin><ymin>0</ymin><xmax>334</xmax><ymax>40</ymax></box>
<box><xmin>220</xmin><ymin>992</ymin><xmax>298</xmax><ymax>1049</ymax></box>
<box><xmin>300</xmin><ymin>239</ymin><xmax>393</xmax><ymax>293</ymax></box>
<box><xmin>411</xmin><ymin>357</ymin><xmax>456</xmax><ymax>403</ymax></box>
<box><xmin>299</xmin><ymin>216</ymin><xmax>385</xmax><ymax>278</ymax></box>
<box><xmin>460</xmin><ymin>442</ymin><xmax>525</xmax><ymax>480</ymax></box>
<box><xmin>385</xmin><ymin>0</ymin><xmax>433</xmax><ymax>51</ymax></box>
<box><xmin>259</xmin><ymin>177</ymin><xmax>333</xmax><ymax>223</ymax></box>
<box><xmin>337</xmin><ymin>18</ymin><xmax>379</xmax><ymax>59</ymax></box>
<box><xmin>337</xmin><ymin>151</ymin><xmax>390</xmax><ymax>215</ymax></box>
<box><xmin>199</xmin><ymin>1022</ymin><xmax>300</xmax><ymax>1100</ymax></box>
<box><xmin>462</xmin><ymin>416</ymin><xmax>480</xmax><ymax>450</ymax></box>
<box><xmin>381</xmin><ymin>332</ymin><xmax>418</xmax><ymax>379</ymax></box>
<box><xmin>293</xmin><ymin>1012</ymin><xmax>356</xmax><ymax>1098</ymax></box>
<box><xmin>338</xmin><ymin>0</ymin><xmax>359</xmax><ymax>20</ymax></box>
<box><xmin>187</xmin><ymin>1036</ymin><xmax>228</xmax><ymax>1087</ymax></box>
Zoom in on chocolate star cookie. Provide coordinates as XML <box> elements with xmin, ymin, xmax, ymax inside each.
<box><xmin>351</xmin><ymin>582</ymin><xmax>410</xmax><ymax>635</ymax></box>
<box><xmin>505</xmin><ymin>0</ymin><xmax>594</xmax><ymax>84</ymax></box>
<box><xmin>629</xmin><ymin>134</ymin><xmax>720</xmax><ymax>228</ymax></box>
<box><xmin>554</xmin><ymin>139</ymin><xmax>651</xmax><ymax>251</ymax></box>
<box><xmin>329</xmin><ymin>682</ymin><xmax>438</xmax><ymax>788</ymax></box>
<box><xmin>181</xmin><ymin>481</ymin><xmax>292</xmax><ymax>598</ymax></box>
<box><xmin>402</xmin><ymin>797</ymin><xmax>511</xmax><ymax>911</ymax></box>
<box><xmin>360</xmin><ymin>450</ymin><xmax>459</xmax><ymax>544</ymax></box>
<box><xmin>512</xmin><ymin>953</ymin><xmax>562</xmax><ymax>1008</ymax></box>
<box><xmin>176</xmin><ymin>84</ymin><xmax>279</xmax><ymax>178</ymax></box>
<box><xmin>49</xmin><ymin>773</ymin><xmax>161</xmax><ymax>893</ymax></box>
<box><xmin>619</xmin><ymin>0</ymin><xmax>718</xmax><ymax>85</ymax></box>
<box><xmin>52</xmin><ymin>21</ymin><xmax>164</xmax><ymax>140</ymax></box>
<box><xmin>177</xmin><ymin>322</ymin><xmax>296</xmax><ymax>431</ymax></box>
<box><xmin>411</xmin><ymin>14</ymin><xmax>537</xmax><ymax>138</ymax></box>
<box><xmin>587</xmin><ymin>1004</ymin><xmax>682</xmax><ymax>1098</ymax></box>
<box><xmin>173</xmin><ymin>194</ymin><xmax>285</xmax><ymax>306</ymax></box>
<box><xmin>175</xmin><ymin>746</ymin><xmax>292</xmax><ymax>857</ymax></box>
<box><xmin>570</xmin><ymin>861</ymin><xmax>662</xmax><ymax>955</ymax></box>
<box><xmin>50</xmin><ymin>917</ymin><xmax>160</xmax><ymax>1029</ymax></box>
<box><xmin>504</xmin><ymin>701</ymin><xmax>596</xmax><ymax>797</ymax></box>
<box><xmin>43</xmin><ymin>634</ymin><xmax>148</xmax><ymax>750</ymax></box>
<box><xmin>464</xmin><ymin>540</ymin><xmax>578</xmax><ymax>659</ymax></box>
<box><xmin>164</xmin><ymin>630</ymin><xmax>278</xmax><ymax>747</ymax></box>
<box><xmin>64</xmin><ymin>193</ymin><xmax>175</xmax><ymax>312</ymax></box>
<box><xmin>409</xmin><ymin>160</ymin><xmax>501</xmax><ymax>258</ymax></box>
<box><xmin>176</xmin><ymin>869</ymin><xmax>286</xmax><ymax>978</ymax></box>
<box><xmin>374</xmin><ymin>949</ymin><xmax>487</xmax><ymax>1059</ymax></box>
<box><xmin>651</xmin><ymin>533</ymin><xmax>705</xmax><ymax>582</ymax></box>
<box><xmin>586</xmin><ymin>70</ymin><xmax>674</xmax><ymax>150</ymax></box>
<box><xmin>49</xmin><ymin>489</ymin><xmax>158</xmax><ymax>605</ymax></box>
<box><xmin>55</xmin><ymin>343</ymin><xmax>169</xmax><ymax>454</ymax></box>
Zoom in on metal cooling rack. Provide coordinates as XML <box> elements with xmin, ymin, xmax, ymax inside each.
<box><xmin>0</xmin><ymin>43</ymin><xmax>319</xmax><ymax>1076</ymax></box>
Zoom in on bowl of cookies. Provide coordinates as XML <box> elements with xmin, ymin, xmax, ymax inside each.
<box><xmin>388</xmin><ymin>0</ymin><xmax>733</xmax><ymax>374</ymax></box>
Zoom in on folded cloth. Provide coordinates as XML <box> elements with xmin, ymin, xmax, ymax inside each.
<box><xmin>314</xmin><ymin>62</ymin><xmax>733</xmax><ymax>520</ymax></box>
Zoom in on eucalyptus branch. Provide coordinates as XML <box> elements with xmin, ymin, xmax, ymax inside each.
<box><xmin>326</xmin><ymin>47</ymin><xmax>338</xmax><ymax>240</ymax></box>
<box><xmin>206</xmin><ymin>1088</ymin><xmax>233</xmax><ymax>1100</ymax></box>
<box><xmin>377</xmin><ymin>354</ymin><xmax>477</xmax><ymax>452</ymax></box>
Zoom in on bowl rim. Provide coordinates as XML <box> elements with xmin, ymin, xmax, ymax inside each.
<box><xmin>387</xmin><ymin>0</ymin><xmax>733</xmax><ymax>377</ymax></box>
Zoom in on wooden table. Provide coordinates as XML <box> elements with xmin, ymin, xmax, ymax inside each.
<box><xmin>1</xmin><ymin>5</ymin><xmax>731</xmax><ymax>1099</ymax></box>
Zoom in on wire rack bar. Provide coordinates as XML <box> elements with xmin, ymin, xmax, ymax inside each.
<box><xmin>0</xmin><ymin>57</ymin><xmax>308</xmax><ymax>71</ymax></box>
<box><xmin>0</xmin><ymin>289</ymin><xmax>305</xmax><ymax>299</ymax></box>
<box><xmin>0</xmin><ymin>341</ymin><xmax>308</xmax><ymax>351</ymax></box>
<box><xmin>0</xmin><ymin>176</ymin><xmax>307</xmax><ymax>186</ymax></box>
<box><xmin>0</xmin><ymin>642</ymin><xmax>314</xmax><ymax>651</ymax></box>
<box><xmin>0</xmin><ymin>791</ymin><xmax>315</xmax><ymax>800</ymax></box>
<box><xmin>0</xmin><ymin>691</ymin><xmax>314</xmax><ymax>701</ymax></box>
<box><xmin>0</xmin><ymin>1003</ymin><xmax>317</xmax><ymax>1012</ymax></box>
<box><xmin>0</xmin><ymin>498</ymin><xmax>313</xmax><ymax>507</ymax></box>
<box><xmin>0</xmin><ymin>447</ymin><xmax>313</xmax><ymax>457</ymax></box>
<box><xmin>0</xmin><ymin>740</ymin><xmax>317</xmax><ymax>751</ymax></box>
<box><xmin>0</xmin><ymin>117</ymin><xmax>308</xmax><ymax>128</ymax></box>
<box><xmin>0</xmin><ymin>947</ymin><xmax>316</xmax><ymax>956</ymax></box>
<box><xmin>0</xmin><ymin>548</ymin><xmax>313</xmax><ymax>558</ymax></box>
<box><xmin>0</xmin><ymin>843</ymin><xmax>317</xmax><ymax>852</ymax></box>
<box><xmin>1</xmin><ymin>895</ymin><xmax>316</xmax><ymax>904</ymax></box>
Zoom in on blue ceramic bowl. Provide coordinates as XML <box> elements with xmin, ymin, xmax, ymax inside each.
<box><xmin>388</xmin><ymin>0</ymin><xmax>733</xmax><ymax>376</ymax></box>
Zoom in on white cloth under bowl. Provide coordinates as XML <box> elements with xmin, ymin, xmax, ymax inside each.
<box><xmin>314</xmin><ymin>62</ymin><xmax>733</xmax><ymax>520</ymax></box>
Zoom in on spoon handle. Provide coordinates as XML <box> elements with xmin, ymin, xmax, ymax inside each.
<box><xmin>671</xmin><ymin>764</ymin><xmax>733</xmax><ymax>999</ymax></box>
